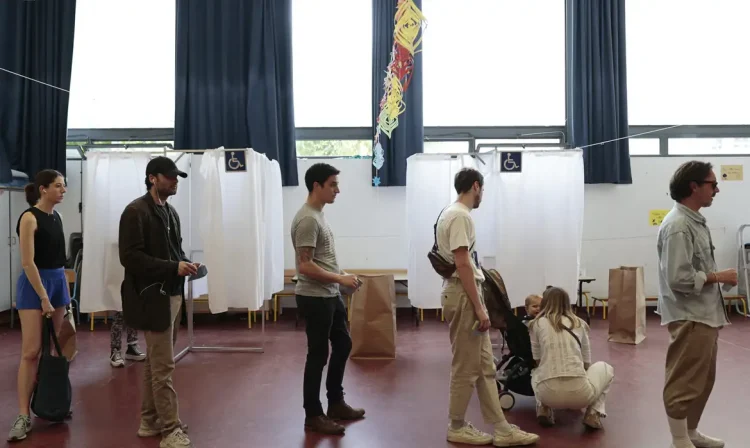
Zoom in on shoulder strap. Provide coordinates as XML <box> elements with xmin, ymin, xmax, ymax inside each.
<box><xmin>432</xmin><ymin>206</ymin><xmax>449</xmax><ymax>247</ymax></box>
<box><xmin>562</xmin><ymin>324</ymin><xmax>582</xmax><ymax>349</ymax></box>
<box><xmin>42</xmin><ymin>317</ymin><xmax>63</xmax><ymax>357</ymax></box>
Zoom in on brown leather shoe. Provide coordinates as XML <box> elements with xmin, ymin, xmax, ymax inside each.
<box><xmin>304</xmin><ymin>415</ymin><xmax>345</xmax><ymax>435</ymax></box>
<box><xmin>327</xmin><ymin>401</ymin><xmax>365</xmax><ymax>421</ymax></box>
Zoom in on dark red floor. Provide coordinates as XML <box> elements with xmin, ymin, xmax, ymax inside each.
<box><xmin>0</xmin><ymin>312</ymin><xmax>749</xmax><ymax>448</ymax></box>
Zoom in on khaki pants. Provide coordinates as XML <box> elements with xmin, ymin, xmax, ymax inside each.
<box><xmin>442</xmin><ymin>279</ymin><xmax>505</xmax><ymax>424</ymax></box>
<box><xmin>141</xmin><ymin>295</ymin><xmax>183</xmax><ymax>435</ymax></box>
<box><xmin>532</xmin><ymin>362</ymin><xmax>614</xmax><ymax>416</ymax></box>
<box><xmin>663</xmin><ymin>320</ymin><xmax>718</xmax><ymax>429</ymax></box>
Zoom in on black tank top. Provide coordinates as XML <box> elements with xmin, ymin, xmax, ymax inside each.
<box><xmin>16</xmin><ymin>207</ymin><xmax>67</xmax><ymax>269</ymax></box>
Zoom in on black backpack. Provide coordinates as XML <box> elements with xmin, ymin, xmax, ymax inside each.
<box><xmin>31</xmin><ymin>318</ymin><xmax>72</xmax><ymax>422</ymax></box>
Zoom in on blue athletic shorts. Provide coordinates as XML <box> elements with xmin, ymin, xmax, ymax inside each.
<box><xmin>16</xmin><ymin>268</ymin><xmax>71</xmax><ymax>310</ymax></box>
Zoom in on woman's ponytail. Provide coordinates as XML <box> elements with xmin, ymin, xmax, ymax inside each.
<box><xmin>24</xmin><ymin>183</ymin><xmax>39</xmax><ymax>207</ymax></box>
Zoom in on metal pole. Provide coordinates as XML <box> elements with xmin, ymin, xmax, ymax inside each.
<box><xmin>174</xmin><ymin>150</ymin><xmax>266</xmax><ymax>364</ymax></box>
<box><xmin>737</xmin><ymin>225</ymin><xmax>750</xmax><ymax>317</ymax></box>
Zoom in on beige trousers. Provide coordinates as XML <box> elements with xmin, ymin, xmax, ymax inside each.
<box><xmin>141</xmin><ymin>295</ymin><xmax>183</xmax><ymax>435</ymax></box>
<box><xmin>442</xmin><ymin>279</ymin><xmax>506</xmax><ymax>424</ymax></box>
<box><xmin>532</xmin><ymin>362</ymin><xmax>614</xmax><ymax>416</ymax></box>
<box><xmin>663</xmin><ymin>320</ymin><xmax>718</xmax><ymax>429</ymax></box>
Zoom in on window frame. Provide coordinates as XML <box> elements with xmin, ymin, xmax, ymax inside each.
<box><xmin>68</xmin><ymin>125</ymin><xmax>750</xmax><ymax>159</ymax></box>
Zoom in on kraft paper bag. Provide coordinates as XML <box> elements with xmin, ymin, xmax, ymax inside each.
<box><xmin>349</xmin><ymin>274</ymin><xmax>397</xmax><ymax>360</ymax></box>
<box><xmin>57</xmin><ymin>310</ymin><xmax>78</xmax><ymax>362</ymax></box>
<box><xmin>607</xmin><ymin>266</ymin><xmax>647</xmax><ymax>345</ymax></box>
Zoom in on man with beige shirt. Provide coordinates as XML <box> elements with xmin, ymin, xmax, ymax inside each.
<box><xmin>658</xmin><ymin>161</ymin><xmax>736</xmax><ymax>448</ymax></box>
<box><xmin>436</xmin><ymin>167</ymin><xmax>539</xmax><ymax>447</ymax></box>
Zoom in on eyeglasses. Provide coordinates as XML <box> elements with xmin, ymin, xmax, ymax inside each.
<box><xmin>696</xmin><ymin>180</ymin><xmax>719</xmax><ymax>189</ymax></box>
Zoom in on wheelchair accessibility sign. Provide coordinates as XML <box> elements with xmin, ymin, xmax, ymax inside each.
<box><xmin>225</xmin><ymin>150</ymin><xmax>247</xmax><ymax>173</ymax></box>
<box><xmin>500</xmin><ymin>151</ymin><xmax>522</xmax><ymax>173</ymax></box>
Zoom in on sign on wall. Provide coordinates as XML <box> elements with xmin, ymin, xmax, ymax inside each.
<box><xmin>500</xmin><ymin>152</ymin><xmax>522</xmax><ymax>173</ymax></box>
<box><xmin>225</xmin><ymin>150</ymin><xmax>247</xmax><ymax>173</ymax></box>
<box><xmin>721</xmin><ymin>164</ymin><xmax>743</xmax><ymax>181</ymax></box>
<box><xmin>649</xmin><ymin>209</ymin><xmax>670</xmax><ymax>226</ymax></box>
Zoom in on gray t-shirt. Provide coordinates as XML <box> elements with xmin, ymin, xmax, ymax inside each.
<box><xmin>291</xmin><ymin>203</ymin><xmax>340</xmax><ymax>297</ymax></box>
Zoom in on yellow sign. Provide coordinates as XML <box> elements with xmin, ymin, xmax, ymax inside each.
<box><xmin>649</xmin><ymin>209</ymin><xmax>670</xmax><ymax>227</ymax></box>
<box><xmin>721</xmin><ymin>165</ymin><xmax>743</xmax><ymax>181</ymax></box>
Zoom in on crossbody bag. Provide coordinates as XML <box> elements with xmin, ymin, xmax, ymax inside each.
<box><xmin>427</xmin><ymin>207</ymin><xmax>456</xmax><ymax>278</ymax></box>
<box><xmin>427</xmin><ymin>207</ymin><xmax>477</xmax><ymax>279</ymax></box>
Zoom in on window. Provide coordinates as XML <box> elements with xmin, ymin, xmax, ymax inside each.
<box><xmin>292</xmin><ymin>0</ymin><xmax>372</xmax><ymax>127</ymax></box>
<box><xmin>627</xmin><ymin>1</ymin><xmax>750</xmax><ymax>125</ymax></box>
<box><xmin>475</xmin><ymin>138</ymin><xmax>562</xmax><ymax>153</ymax></box>
<box><xmin>422</xmin><ymin>0</ymin><xmax>565</xmax><ymax>126</ymax></box>
<box><xmin>296</xmin><ymin>140</ymin><xmax>373</xmax><ymax>158</ymax></box>
<box><xmin>65</xmin><ymin>148</ymin><xmax>83</xmax><ymax>160</ymax></box>
<box><xmin>424</xmin><ymin>141</ymin><xmax>470</xmax><ymax>154</ymax></box>
<box><xmin>67</xmin><ymin>0</ymin><xmax>175</xmax><ymax>129</ymax></box>
<box><xmin>628</xmin><ymin>138</ymin><xmax>660</xmax><ymax>156</ymax></box>
<box><xmin>669</xmin><ymin>138</ymin><xmax>750</xmax><ymax>155</ymax></box>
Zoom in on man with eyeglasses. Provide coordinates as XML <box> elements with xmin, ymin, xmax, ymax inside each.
<box><xmin>657</xmin><ymin>161</ymin><xmax>736</xmax><ymax>448</ymax></box>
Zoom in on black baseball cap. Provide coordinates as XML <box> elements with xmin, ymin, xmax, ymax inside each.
<box><xmin>146</xmin><ymin>156</ymin><xmax>187</xmax><ymax>178</ymax></box>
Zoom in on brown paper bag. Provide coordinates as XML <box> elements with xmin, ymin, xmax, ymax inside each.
<box><xmin>349</xmin><ymin>274</ymin><xmax>397</xmax><ymax>359</ymax></box>
<box><xmin>57</xmin><ymin>310</ymin><xmax>78</xmax><ymax>362</ymax></box>
<box><xmin>607</xmin><ymin>266</ymin><xmax>647</xmax><ymax>345</ymax></box>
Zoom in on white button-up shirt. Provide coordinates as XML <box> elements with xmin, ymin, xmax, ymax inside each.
<box><xmin>657</xmin><ymin>203</ymin><xmax>729</xmax><ymax>328</ymax></box>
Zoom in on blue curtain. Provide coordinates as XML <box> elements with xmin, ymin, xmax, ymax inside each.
<box><xmin>566</xmin><ymin>0</ymin><xmax>632</xmax><ymax>184</ymax></box>
<box><xmin>174</xmin><ymin>0</ymin><xmax>298</xmax><ymax>186</ymax></box>
<box><xmin>371</xmin><ymin>0</ymin><xmax>424</xmax><ymax>187</ymax></box>
<box><xmin>0</xmin><ymin>0</ymin><xmax>77</xmax><ymax>183</ymax></box>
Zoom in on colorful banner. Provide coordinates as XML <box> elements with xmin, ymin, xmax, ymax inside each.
<box><xmin>373</xmin><ymin>0</ymin><xmax>426</xmax><ymax>187</ymax></box>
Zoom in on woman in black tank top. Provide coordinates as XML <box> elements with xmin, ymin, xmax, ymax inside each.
<box><xmin>7</xmin><ymin>170</ymin><xmax>70</xmax><ymax>442</ymax></box>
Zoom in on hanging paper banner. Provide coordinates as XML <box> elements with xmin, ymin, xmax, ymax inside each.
<box><xmin>373</xmin><ymin>0</ymin><xmax>426</xmax><ymax>187</ymax></box>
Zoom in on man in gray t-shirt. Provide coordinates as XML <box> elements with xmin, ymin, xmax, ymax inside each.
<box><xmin>291</xmin><ymin>204</ymin><xmax>341</xmax><ymax>297</ymax></box>
<box><xmin>291</xmin><ymin>163</ymin><xmax>364</xmax><ymax>436</ymax></box>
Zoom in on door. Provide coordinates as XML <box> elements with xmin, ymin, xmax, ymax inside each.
<box><xmin>9</xmin><ymin>191</ymin><xmax>27</xmax><ymax>305</ymax></box>
<box><xmin>0</xmin><ymin>190</ymin><xmax>10</xmax><ymax>312</ymax></box>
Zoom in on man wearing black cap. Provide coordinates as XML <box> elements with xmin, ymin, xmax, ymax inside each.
<box><xmin>119</xmin><ymin>156</ymin><xmax>197</xmax><ymax>448</ymax></box>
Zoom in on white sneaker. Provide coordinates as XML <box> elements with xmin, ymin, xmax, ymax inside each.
<box><xmin>689</xmin><ymin>430</ymin><xmax>724</xmax><ymax>448</ymax></box>
<box><xmin>110</xmin><ymin>350</ymin><xmax>125</xmax><ymax>368</ymax></box>
<box><xmin>493</xmin><ymin>424</ymin><xmax>540</xmax><ymax>447</ymax></box>
<box><xmin>447</xmin><ymin>422</ymin><xmax>493</xmax><ymax>445</ymax></box>
<box><xmin>670</xmin><ymin>438</ymin><xmax>696</xmax><ymax>448</ymax></box>
<box><xmin>160</xmin><ymin>427</ymin><xmax>192</xmax><ymax>448</ymax></box>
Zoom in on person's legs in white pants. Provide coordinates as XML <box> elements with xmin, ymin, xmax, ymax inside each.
<box><xmin>585</xmin><ymin>361</ymin><xmax>615</xmax><ymax>416</ymax></box>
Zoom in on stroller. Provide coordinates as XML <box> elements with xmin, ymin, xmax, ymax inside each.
<box><xmin>482</xmin><ymin>268</ymin><xmax>535</xmax><ymax>411</ymax></box>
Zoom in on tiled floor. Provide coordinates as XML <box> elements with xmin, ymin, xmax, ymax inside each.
<box><xmin>0</xmin><ymin>311</ymin><xmax>749</xmax><ymax>448</ymax></box>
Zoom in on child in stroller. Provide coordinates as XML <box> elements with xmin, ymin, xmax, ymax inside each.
<box><xmin>495</xmin><ymin>293</ymin><xmax>545</xmax><ymax>411</ymax></box>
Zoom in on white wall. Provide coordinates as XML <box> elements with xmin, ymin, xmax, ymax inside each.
<box><xmin>58</xmin><ymin>155</ymin><xmax>750</xmax><ymax>303</ymax></box>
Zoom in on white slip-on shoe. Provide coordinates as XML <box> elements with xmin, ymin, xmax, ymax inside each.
<box><xmin>493</xmin><ymin>424</ymin><xmax>540</xmax><ymax>447</ymax></box>
<box><xmin>689</xmin><ymin>430</ymin><xmax>724</xmax><ymax>448</ymax></box>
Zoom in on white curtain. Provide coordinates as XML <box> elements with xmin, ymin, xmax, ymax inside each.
<box><xmin>198</xmin><ymin>148</ymin><xmax>283</xmax><ymax>313</ymax></box>
<box><xmin>80</xmin><ymin>151</ymin><xmax>151</xmax><ymax>313</ymax></box>
<box><xmin>405</xmin><ymin>150</ymin><xmax>584</xmax><ymax>309</ymax></box>
<box><xmin>483</xmin><ymin>151</ymin><xmax>585</xmax><ymax>307</ymax></box>
<box><xmin>406</xmin><ymin>154</ymin><xmax>479</xmax><ymax>309</ymax></box>
<box><xmin>264</xmin><ymin>160</ymin><xmax>285</xmax><ymax>301</ymax></box>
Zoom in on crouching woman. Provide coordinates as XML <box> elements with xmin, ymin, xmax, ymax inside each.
<box><xmin>528</xmin><ymin>287</ymin><xmax>614</xmax><ymax>429</ymax></box>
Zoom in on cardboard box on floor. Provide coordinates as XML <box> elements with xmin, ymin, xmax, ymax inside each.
<box><xmin>349</xmin><ymin>274</ymin><xmax>397</xmax><ymax>360</ymax></box>
<box><xmin>607</xmin><ymin>266</ymin><xmax>647</xmax><ymax>345</ymax></box>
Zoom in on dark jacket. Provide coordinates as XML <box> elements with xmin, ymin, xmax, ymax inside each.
<box><xmin>119</xmin><ymin>193</ymin><xmax>188</xmax><ymax>332</ymax></box>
